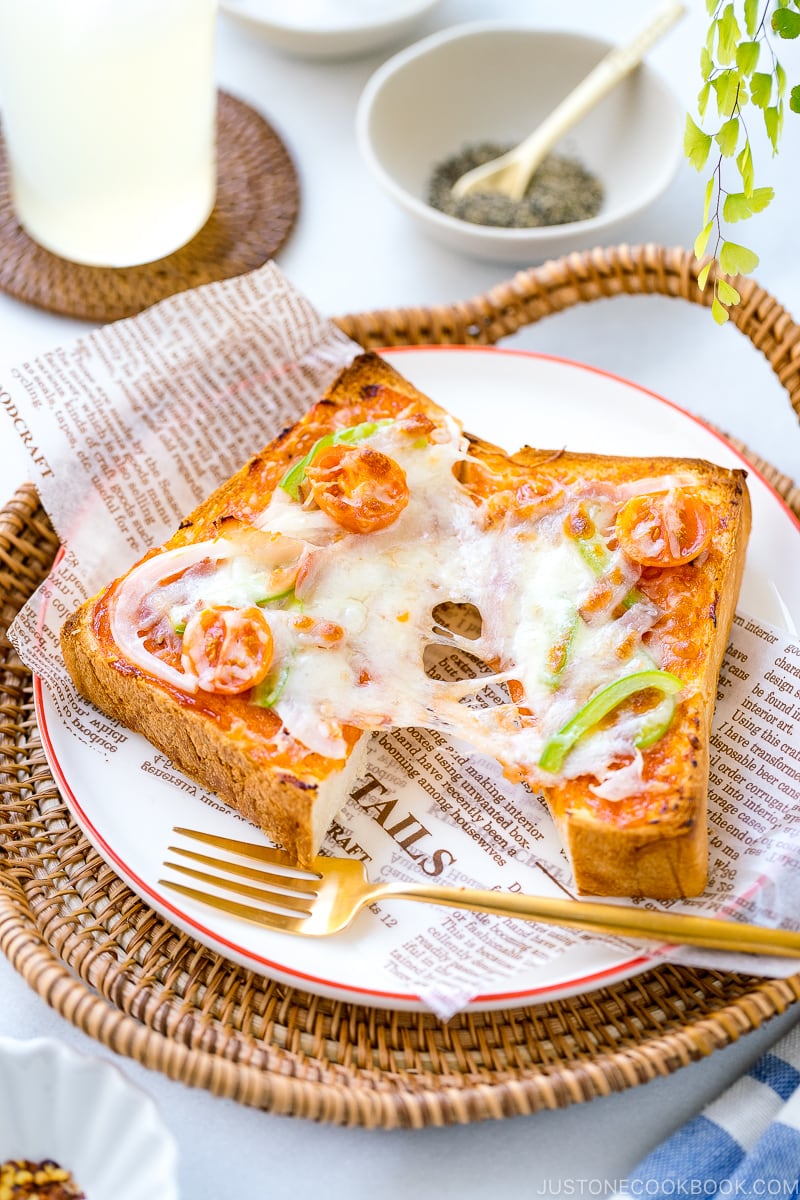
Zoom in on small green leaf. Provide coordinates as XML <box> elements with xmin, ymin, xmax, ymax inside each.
<box><xmin>723</xmin><ymin>186</ymin><xmax>774</xmax><ymax>223</ymax></box>
<box><xmin>684</xmin><ymin>115</ymin><xmax>713</xmax><ymax>170</ymax></box>
<box><xmin>706</xmin><ymin>0</ymin><xmax>718</xmax><ymax>14</ymax></box>
<box><xmin>719</xmin><ymin>240</ymin><xmax>760</xmax><ymax>275</ymax></box>
<box><xmin>703</xmin><ymin>175</ymin><xmax>715</xmax><ymax>223</ymax></box>
<box><xmin>697</xmin><ymin>261</ymin><xmax>713</xmax><ymax>291</ymax></box>
<box><xmin>706</xmin><ymin>17</ymin><xmax>719</xmax><ymax>54</ymax></box>
<box><xmin>736</xmin><ymin>141</ymin><xmax>755</xmax><ymax>193</ymax></box>
<box><xmin>776</xmin><ymin>61</ymin><xmax>787</xmax><ymax>98</ymax></box>
<box><xmin>764</xmin><ymin>104</ymin><xmax>783</xmax><ymax>151</ymax></box>
<box><xmin>715</xmin><ymin>116</ymin><xmax>740</xmax><ymax>155</ymax></box>
<box><xmin>772</xmin><ymin>7</ymin><xmax>800</xmax><ymax>36</ymax></box>
<box><xmin>744</xmin><ymin>0</ymin><xmax>759</xmax><ymax>35</ymax></box>
<box><xmin>750</xmin><ymin>72</ymin><xmax>773</xmax><ymax>107</ymax></box>
<box><xmin>718</xmin><ymin>3</ymin><xmax>742</xmax><ymax>61</ymax></box>
<box><xmin>712</xmin><ymin>70</ymin><xmax>741</xmax><ymax>115</ymax></box>
<box><xmin>700</xmin><ymin>45</ymin><xmax>713</xmax><ymax>78</ymax></box>
<box><xmin>712</xmin><ymin>295</ymin><xmax>731</xmax><ymax>324</ymax></box>
<box><xmin>736</xmin><ymin>39</ymin><xmax>760</xmax><ymax>73</ymax></box>
<box><xmin>717</xmin><ymin>278</ymin><xmax>742</xmax><ymax>305</ymax></box>
<box><xmin>723</xmin><ymin>191</ymin><xmax>753</xmax><ymax>221</ymax></box>
<box><xmin>749</xmin><ymin>185</ymin><xmax>775</xmax><ymax>212</ymax></box>
<box><xmin>791</xmin><ymin>84</ymin><xmax>800</xmax><ymax>113</ymax></box>
<box><xmin>697</xmin><ymin>80</ymin><xmax>712</xmax><ymax>117</ymax></box>
<box><xmin>694</xmin><ymin>219</ymin><xmax>715</xmax><ymax>259</ymax></box>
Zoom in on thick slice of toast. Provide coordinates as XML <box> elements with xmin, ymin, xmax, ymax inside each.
<box><xmin>464</xmin><ymin>439</ymin><xmax>750</xmax><ymax>897</ymax></box>
<box><xmin>61</xmin><ymin>352</ymin><xmax>750</xmax><ymax>896</ymax></box>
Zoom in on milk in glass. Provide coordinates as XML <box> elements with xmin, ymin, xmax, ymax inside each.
<box><xmin>0</xmin><ymin>0</ymin><xmax>217</xmax><ymax>266</ymax></box>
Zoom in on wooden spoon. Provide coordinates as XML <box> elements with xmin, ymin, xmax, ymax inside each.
<box><xmin>450</xmin><ymin>1</ymin><xmax>686</xmax><ymax>203</ymax></box>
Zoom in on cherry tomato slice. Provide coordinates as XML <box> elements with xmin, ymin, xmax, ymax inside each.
<box><xmin>305</xmin><ymin>443</ymin><xmax>409</xmax><ymax>534</ymax></box>
<box><xmin>181</xmin><ymin>605</ymin><xmax>274</xmax><ymax>694</ymax></box>
<box><xmin>615</xmin><ymin>490</ymin><xmax>713</xmax><ymax>568</ymax></box>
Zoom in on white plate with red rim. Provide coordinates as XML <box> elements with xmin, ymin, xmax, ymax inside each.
<box><xmin>35</xmin><ymin>346</ymin><xmax>800</xmax><ymax>1013</ymax></box>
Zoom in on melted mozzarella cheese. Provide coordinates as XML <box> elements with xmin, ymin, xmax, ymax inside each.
<box><xmin>113</xmin><ymin>417</ymin><xmax>680</xmax><ymax>795</ymax></box>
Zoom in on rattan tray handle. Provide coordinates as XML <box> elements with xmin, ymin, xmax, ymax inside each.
<box><xmin>335</xmin><ymin>245</ymin><xmax>800</xmax><ymax>508</ymax></box>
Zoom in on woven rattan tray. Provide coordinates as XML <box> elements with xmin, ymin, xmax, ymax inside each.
<box><xmin>2</xmin><ymin>245</ymin><xmax>799</xmax><ymax>1128</ymax></box>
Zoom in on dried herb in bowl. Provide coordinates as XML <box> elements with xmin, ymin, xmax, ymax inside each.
<box><xmin>427</xmin><ymin>141</ymin><xmax>603</xmax><ymax>229</ymax></box>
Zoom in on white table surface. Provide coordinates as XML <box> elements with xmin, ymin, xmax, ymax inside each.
<box><xmin>1</xmin><ymin>1</ymin><xmax>799</xmax><ymax>1196</ymax></box>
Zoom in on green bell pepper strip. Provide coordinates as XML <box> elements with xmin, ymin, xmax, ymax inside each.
<box><xmin>575</xmin><ymin>528</ymin><xmax>642</xmax><ymax>610</ymax></box>
<box><xmin>279</xmin><ymin>419</ymin><xmax>394</xmax><ymax>501</ymax></box>
<box><xmin>542</xmin><ymin>609</ymin><xmax>580</xmax><ymax>689</ymax></box>
<box><xmin>576</xmin><ymin>534</ymin><xmax>609</xmax><ymax>576</ymax></box>
<box><xmin>634</xmin><ymin>689</ymin><xmax>677</xmax><ymax>750</ymax></box>
<box><xmin>628</xmin><ymin>649</ymin><xmax>678</xmax><ymax>750</ymax></box>
<box><xmin>256</xmin><ymin>584</ymin><xmax>296</xmax><ymax>607</ymax></box>
<box><xmin>538</xmin><ymin>669</ymin><xmax>683</xmax><ymax>774</ymax></box>
<box><xmin>251</xmin><ymin>659</ymin><xmax>292</xmax><ymax>708</ymax></box>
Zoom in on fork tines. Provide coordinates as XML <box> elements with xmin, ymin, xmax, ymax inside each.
<box><xmin>172</xmin><ymin>826</ymin><xmax>320</xmax><ymax>877</ymax></box>
<box><xmin>160</xmin><ymin>826</ymin><xmax>320</xmax><ymax>927</ymax></box>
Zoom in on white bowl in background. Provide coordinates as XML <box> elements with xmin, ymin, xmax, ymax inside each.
<box><xmin>219</xmin><ymin>0</ymin><xmax>442</xmax><ymax>59</ymax></box>
<box><xmin>356</xmin><ymin>21</ymin><xmax>684</xmax><ymax>263</ymax></box>
<box><xmin>0</xmin><ymin>1037</ymin><xmax>179</xmax><ymax>1200</ymax></box>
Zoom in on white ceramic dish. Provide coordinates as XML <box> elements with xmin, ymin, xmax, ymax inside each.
<box><xmin>34</xmin><ymin>347</ymin><xmax>800</xmax><ymax>1014</ymax></box>
<box><xmin>219</xmin><ymin>0</ymin><xmax>441</xmax><ymax>59</ymax></box>
<box><xmin>357</xmin><ymin>22</ymin><xmax>684</xmax><ymax>263</ymax></box>
<box><xmin>0</xmin><ymin>1036</ymin><xmax>179</xmax><ymax>1200</ymax></box>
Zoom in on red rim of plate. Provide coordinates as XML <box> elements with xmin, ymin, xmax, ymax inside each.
<box><xmin>31</xmin><ymin>345</ymin><xmax>800</xmax><ymax>1010</ymax></box>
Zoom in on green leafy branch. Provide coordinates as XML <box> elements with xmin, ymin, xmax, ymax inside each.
<box><xmin>686</xmin><ymin>0</ymin><xmax>800</xmax><ymax>324</ymax></box>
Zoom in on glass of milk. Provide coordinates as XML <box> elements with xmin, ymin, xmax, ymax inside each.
<box><xmin>0</xmin><ymin>0</ymin><xmax>217</xmax><ymax>267</ymax></box>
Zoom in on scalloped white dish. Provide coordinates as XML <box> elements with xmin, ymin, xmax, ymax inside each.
<box><xmin>0</xmin><ymin>1037</ymin><xmax>179</xmax><ymax>1200</ymax></box>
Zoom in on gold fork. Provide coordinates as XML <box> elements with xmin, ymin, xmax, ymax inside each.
<box><xmin>160</xmin><ymin>827</ymin><xmax>800</xmax><ymax>955</ymax></box>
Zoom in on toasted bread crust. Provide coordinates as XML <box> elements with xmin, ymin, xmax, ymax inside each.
<box><xmin>60</xmin><ymin>352</ymin><xmax>750</xmax><ymax>893</ymax></box>
<box><xmin>483</xmin><ymin>446</ymin><xmax>751</xmax><ymax>898</ymax></box>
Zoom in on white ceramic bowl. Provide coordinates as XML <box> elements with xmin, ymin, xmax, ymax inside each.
<box><xmin>219</xmin><ymin>0</ymin><xmax>442</xmax><ymax>60</ymax></box>
<box><xmin>0</xmin><ymin>1037</ymin><xmax>179</xmax><ymax>1200</ymax></box>
<box><xmin>357</xmin><ymin>21</ymin><xmax>684</xmax><ymax>263</ymax></box>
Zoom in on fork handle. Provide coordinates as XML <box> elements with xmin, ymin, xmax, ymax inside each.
<box><xmin>377</xmin><ymin>884</ymin><xmax>800</xmax><ymax>958</ymax></box>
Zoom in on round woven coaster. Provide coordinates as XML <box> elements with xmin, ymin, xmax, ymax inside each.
<box><xmin>0</xmin><ymin>91</ymin><xmax>299</xmax><ymax>324</ymax></box>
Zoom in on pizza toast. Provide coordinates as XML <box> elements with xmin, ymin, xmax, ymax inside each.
<box><xmin>463</xmin><ymin>437</ymin><xmax>749</xmax><ymax>897</ymax></box>
<box><xmin>61</xmin><ymin>352</ymin><xmax>751</xmax><ymax>897</ymax></box>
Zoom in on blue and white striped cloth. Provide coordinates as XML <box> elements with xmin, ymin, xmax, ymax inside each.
<box><xmin>617</xmin><ymin>1024</ymin><xmax>800</xmax><ymax>1197</ymax></box>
